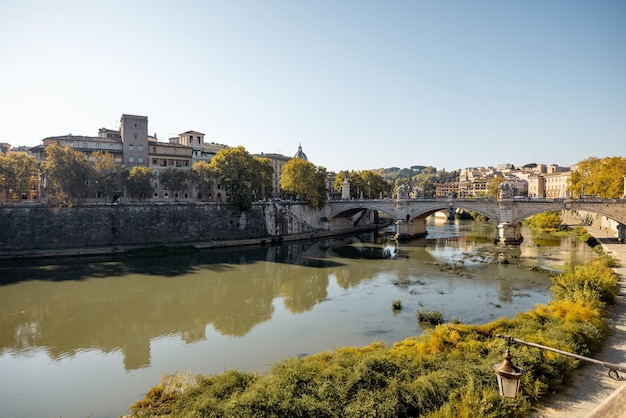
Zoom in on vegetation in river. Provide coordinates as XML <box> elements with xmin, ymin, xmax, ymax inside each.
<box><xmin>392</xmin><ymin>299</ymin><xmax>403</xmax><ymax>311</ymax></box>
<box><xmin>417</xmin><ymin>308</ymin><xmax>444</xmax><ymax>325</ymax></box>
<box><xmin>130</xmin><ymin>255</ymin><xmax>619</xmax><ymax>418</ymax></box>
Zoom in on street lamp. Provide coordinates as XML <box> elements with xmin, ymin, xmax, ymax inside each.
<box><xmin>493</xmin><ymin>334</ymin><xmax>626</xmax><ymax>399</ymax></box>
<box><xmin>492</xmin><ymin>337</ymin><xmax>523</xmax><ymax>398</ymax></box>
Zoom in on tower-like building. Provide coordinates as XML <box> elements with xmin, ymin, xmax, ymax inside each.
<box><xmin>120</xmin><ymin>114</ymin><xmax>149</xmax><ymax>168</ymax></box>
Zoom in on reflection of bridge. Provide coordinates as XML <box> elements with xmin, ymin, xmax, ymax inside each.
<box><xmin>277</xmin><ymin>198</ymin><xmax>626</xmax><ymax>245</ymax></box>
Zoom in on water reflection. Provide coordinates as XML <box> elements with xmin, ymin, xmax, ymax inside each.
<box><xmin>0</xmin><ymin>234</ymin><xmax>397</xmax><ymax>370</ymax></box>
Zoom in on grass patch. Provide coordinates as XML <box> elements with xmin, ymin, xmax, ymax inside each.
<box><xmin>417</xmin><ymin>309</ymin><xmax>444</xmax><ymax>325</ymax></box>
<box><xmin>392</xmin><ymin>299</ymin><xmax>402</xmax><ymax>311</ymax></box>
<box><xmin>131</xmin><ymin>255</ymin><xmax>620</xmax><ymax>418</ymax></box>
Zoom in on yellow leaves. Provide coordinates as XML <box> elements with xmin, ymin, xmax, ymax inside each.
<box><xmin>547</xmin><ymin>299</ymin><xmax>601</xmax><ymax>323</ymax></box>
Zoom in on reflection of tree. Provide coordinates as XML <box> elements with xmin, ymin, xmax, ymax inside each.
<box><xmin>0</xmin><ymin>240</ymin><xmax>348</xmax><ymax>370</ymax></box>
<box><xmin>334</xmin><ymin>268</ymin><xmax>376</xmax><ymax>289</ymax></box>
<box><xmin>281</xmin><ymin>272</ymin><xmax>328</xmax><ymax>313</ymax></box>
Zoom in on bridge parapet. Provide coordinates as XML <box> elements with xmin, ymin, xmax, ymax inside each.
<box><xmin>321</xmin><ymin>198</ymin><xmax>626</xmax><ymax>244</ymax></box>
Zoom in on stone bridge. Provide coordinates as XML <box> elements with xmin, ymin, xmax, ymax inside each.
<box><xmin>273</xmin><ymin>198</ymin><xmax>626</xmax><ymax>245</ymax></box>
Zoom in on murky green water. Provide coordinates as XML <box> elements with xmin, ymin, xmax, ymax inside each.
<box><xmin>0</xmin><ymin>218</ymin><xmax>596</xmax><ymax>418</ymax></box>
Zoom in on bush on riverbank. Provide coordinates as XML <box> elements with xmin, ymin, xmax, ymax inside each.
<box><xmin>523</xmin><ymin>211</ymin><xmax>565</xmax><ymax>231</ymax></box>
<box><xmin>130</xmin><ymin>255</ymin><xmax>619</xmax><ymax>418</ymax></box>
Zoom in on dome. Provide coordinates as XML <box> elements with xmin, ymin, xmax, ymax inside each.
<box><xmin>293</xmin><ymin>143</ymin><xmax>308</xmax><ymax>161</ymax></box>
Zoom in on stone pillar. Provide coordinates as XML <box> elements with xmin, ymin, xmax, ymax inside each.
<box><xmin>447</xmin><ymin>207</ymin><xmax>455</xmax><ymax>220</ymax></box>
<box><xmin>496</xmin><ymin>189</ymin><xmax>523</xmax><ymax>245</ymax></box>
<box><xmin>394</xmin><ymin>218</ymin><xmax>427</xmax><ymax>241</ymax></box>
<box><xmin>341</xmin><ymin>175</ymin><xmax>350</xmax><ymax>200</ymax></box>
<box><xmin>495</xmin><ymin>222</ymin><xmax>523</xmax><ymax>245</ymax></box>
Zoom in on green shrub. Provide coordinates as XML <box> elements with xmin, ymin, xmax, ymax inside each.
<box><xmin>523</xmin><ymin>211</ymin><xmax>563</xmax><ymax>231</ymax></box>
<box><xmin>417</xmin><ymin>309</ymin><xmax>444</xmax><ymax>325</ymax></box>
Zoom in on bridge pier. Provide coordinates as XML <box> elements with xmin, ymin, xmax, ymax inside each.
<box><xmin>495</xmin><ymin>222</ymin><xmax>523</xmax><ymax>245</ymax></box>
<box><xmin>618</xmin><ymin>223</ymin><xmax>626</xmax><ymax>243</ymax></box>
<box><xmin>394</xmin><ymin>218</ymin><xmax>427</xmax><ymax>241</ymax></box>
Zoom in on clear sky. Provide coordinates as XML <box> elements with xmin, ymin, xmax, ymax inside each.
<box><xmin>1</xmin><ymin>0</ymin><xmax>624</xmax><ymax>172</ymax></box>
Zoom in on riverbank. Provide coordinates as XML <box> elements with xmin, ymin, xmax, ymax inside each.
<box><xmin>0</xmin><ymin>224</ymin><xmax>385</xmax><ymax>263</ymax></box>
<box><xmin>531</xmin><ymin>225</ymin><xmax>626</xmax><ymax>418</ymax></box>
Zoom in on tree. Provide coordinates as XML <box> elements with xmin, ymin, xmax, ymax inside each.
<box><xmin>486</xmin><ymin>176</ymin><xmax>505</xmax><ymax>199</ymax></box>
<box><xmin>125</xmin><ymin>166</ymin><xmax>155</xmax><ymax>201</ymax></box>
<box><xmin>0</xmin><ymin>153</ymin><xmax>39</xmax><ymax>201</ymax></box>
<box><xmin>42</xmin><ymin>143</ymin><xmax>92</xmax><ymax>207</ymax></box>
<box><xmin>280</xmin><ymin>158</ymin><xmax>328</xmax><ymax>208</ymax></box>
<box><xmin>158</xmin><ymin>167</ymin><xmax>190</xmax><ymax>200</ymax></box>
<box><xmin>92</xmin><ymin>151</ymin><xmax>121</xmax><ymax>202</ymax></box>
<box><xmin>252</xmin><ymin>157</ymin><xmax>273</xmax><ymax>201</ymax></box>
<box><xmin>333</xmin><ymin>170</ymin><xmax>390</xmax><ymax>199</ymax></box>
<box><xmin>525</xmin><ymin>211</ymin><xmax>563</xmax><ymax>230</ymax></box>
<box><xmin>568</xmin><ymin>156</ymin><xmax>626</xmax><ymax>199</ymax></box>
<box><xmin>191</xmin><ymin>161</ymin><xmax>216</xmax><ymax>201</ymax></box>
<box><xmin>334</xmin><ymin>171</ymin><xmax>358</xmax><ymax>198</ymax></box>
<box><xmin>359</xmin><ymin>170</ymin><xmax>390</xmax><ymax>199</ymax></box>
<box><xmin>211</xmin><ymin>146</ymin><xmax>263</xmax><ymax>211</ymax></box>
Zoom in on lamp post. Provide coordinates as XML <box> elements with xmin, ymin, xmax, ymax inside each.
<box><xmin>493</xmin><ymin>334</ymin><xmax>626</xmax><ymax>399</ymax></box>
<box><xmin>492</xmin><ymin>338</ymin><xmax>523</xmax><ymax>398</ymax></box>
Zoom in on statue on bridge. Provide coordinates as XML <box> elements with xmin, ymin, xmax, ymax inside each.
<box><xmin>396</xmin><ymin>183</ymin><xmax>410</xmax><ymax>200</ymax></box>
<box><xmin>498</xmin><ymin>182</ymin><xmax>516</xmax><ymax>200</ymax></box>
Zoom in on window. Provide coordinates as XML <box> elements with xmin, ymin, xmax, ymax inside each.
<box><xmin>163</xmin><ymin>148</ymin><xmax>167</xmax><ymax>153</ymax></box>
<box><xmin>173</xmin><ymin>148</ymin><xmax>177</xmax><ymax>155</ymax></box>
<box><xmin>153</xmin><ymin>146</ymin><xmax>157</xmax><ymax>153</ymax></box>
<box><xmin>129</xmin><ymin>157</ymin><xmax>134</xmax><ymax>163</ymax></box>
<box><xmin>129</xmin><ymin>144</ymin><xmax>134</xmax><ymax>150</ymax></box>
<box><xmin>138</xmin><ymin>145</ymin><xmax>143</xmax><ymax>151</ymax></box>
<box><xmin>138</xmin><ymin>157</ymin><xmax>143</xmax><ymax>163</ymax></box>
<box><xmin>134</xmin><ymin>123</ymin><xmax>137</xmax><ymax>128</ymax></box>
<box><xmin>152</xmin><ymin>159</ymin><xmax>157</xmax><ymax>165</ymax></box>
<box><xmin>134</xmin><ymin>133</ymin><xmax>138</xmax><ymax>140</ymax></box>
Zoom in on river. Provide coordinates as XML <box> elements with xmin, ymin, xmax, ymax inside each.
<box><xmin>0</xmin><ymin>217</ymin><xmax>597</xmax><ymax>418</ymax></box>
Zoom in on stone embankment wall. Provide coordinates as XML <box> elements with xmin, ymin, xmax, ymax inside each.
<box><xmin>562</xmin><ymin>210</ymin><xmax>619</xmax><ymax>234</ymax></box>
<box><xmin>0</xmin><ymin>203</ymin><xmax>270</xmax><ymax>251</ymax></box>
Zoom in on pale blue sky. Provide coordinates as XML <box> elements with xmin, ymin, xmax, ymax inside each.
<box><xmin>1</xmin><ymin>0</ymin><xmax>624</xmax><ymax>172</ymax></box>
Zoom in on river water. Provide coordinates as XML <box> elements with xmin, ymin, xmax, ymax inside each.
<box><xmin>0</xmin><ymin>217</ymin><xmax>597</xmax><ymax>418</ymax></box>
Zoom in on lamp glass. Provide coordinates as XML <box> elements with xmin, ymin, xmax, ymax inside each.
<box><xmin>495</xmin><ymin>373</ymin><xmax>521</xmax><ymax>398</ymax></box>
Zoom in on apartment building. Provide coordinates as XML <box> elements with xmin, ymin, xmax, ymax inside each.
<box><xmin>255</xmin><ymin>153</ymin><xmax>291</xmax><ymax>198</ymax></box>
<box><xmin>544</xmin><ymin>171</ymin><xmax>571</xmax><ymax>198</ymax></box>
